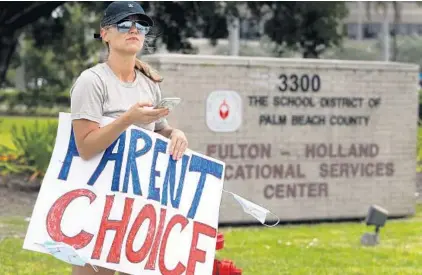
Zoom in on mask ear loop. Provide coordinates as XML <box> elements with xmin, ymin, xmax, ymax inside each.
<box><xmin>89</xmin><ymin>264</ymin><xmax>99</xmax><ymax>272</ymax></box>
<box><xmin>262</xmin><ymin>211</ymin><xmax>281</xmax><ymax>227</ymax></box>
<box><xmin>222</xmin><ymin>189</ymin><xmax>281</xmax><ymax>227</ymax></box>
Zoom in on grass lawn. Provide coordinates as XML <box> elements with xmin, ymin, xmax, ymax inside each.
<box><xmin>2</xmin><ymin>206</ymin><xmax>422</xmax><ymax>275</ymax></box>
<box><xmin>0</xmin><ymin>116</ymin><xmax>57</xmax><ymax>149</ymax></box>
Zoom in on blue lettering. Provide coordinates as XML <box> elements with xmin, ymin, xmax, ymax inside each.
<box><xmin>187</xmin><ymin>155</ymin><xmax>224</xmax><ymax>219</ymax></box>
<box><xmin>161</xmin><ymin>155</ymin><xmax>190</xmax><ymax>208</ymax></box>
<box><xmin>147</xmin><ymin>138</ymin><xmax>167</xmax><ymax>202</ymax></box>
<box><xmin>58</xmin><ymin>127</ymin><xmax>79</xmax><ymax>181</ymax></box>
<box><xmin>122</xmin><ymin>129</ymin><xmax>152</xmax><ymax>195</ymax></box>
<box><xmin>87</xmin><ymin>132</ymin><xmax>126</xmax><ymax>190</ymax></box>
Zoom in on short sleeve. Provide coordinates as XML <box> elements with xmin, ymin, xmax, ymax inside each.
<box><xmin>153</xmin><ymin>83</ymin><xmax>169</xmax><ymax>131</ymax></box>
<box><xmin>70</xmin><ymin>71</ymin><xmax>104</xmax><ymax>124</ymax></box>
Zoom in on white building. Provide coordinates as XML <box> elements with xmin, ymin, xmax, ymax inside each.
<box><xmin>345</xmin><ymin>1</ymin><xmax>422</xmax><ymax>39</ymax></box>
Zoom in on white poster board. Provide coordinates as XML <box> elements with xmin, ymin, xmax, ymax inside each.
<box><xmin>23</xmin><ymin>113</ymin><xmax>225</xmax><ymax>275</ymax></box>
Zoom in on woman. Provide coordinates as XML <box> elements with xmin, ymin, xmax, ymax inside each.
<box><xmin>70</xmin><ymin>1</ymin><xmax>188</xmax><ymax>274</ymax></box>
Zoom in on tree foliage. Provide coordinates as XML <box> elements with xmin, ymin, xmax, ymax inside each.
<box><xmin>142</xmin><ymin>1</ymin><xmax>235</xmax><ymax>52</ymax></box>
<box><xmin>0</xmin><ymin>1</ymin><xmax>65</xmax><ymax>87</ymax></box>
<box><xmin>8</xmin><ymin>2</ymin><xmax>101</xmax><ymax>110</ymax></box>
<box><xmin>249</xmin><ymin>1</ymin><xmax>348</xmax><ymax>58</ymax></box>
<box><xmin>1</xmin><ymin>0</ymin><xmax>349</xmax><ymax>104</ymax></box>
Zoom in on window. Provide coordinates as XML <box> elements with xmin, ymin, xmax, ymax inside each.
<box><xmin>347</xmin><ymin>23</ymin><xmax>358</xmax><ymax>39</ymax></box>
<box><xmin>363</xmin><ymin>23</ymin><xmax>381</xmax><ymax>39</ymax></box>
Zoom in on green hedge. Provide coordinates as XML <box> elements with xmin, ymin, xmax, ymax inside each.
<box><xmin>0</xmin><ymin>88</ymin><xmax>70</xmax><ymax>117</ymax></box>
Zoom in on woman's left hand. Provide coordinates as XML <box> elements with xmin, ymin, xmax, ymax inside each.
<box><xmin>169</xmin><ymin>129</ymin><xmax>188</xmax><ymax>160</ymax></box>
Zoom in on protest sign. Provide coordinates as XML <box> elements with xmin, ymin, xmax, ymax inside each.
<box><xmin>23</xmin><ymin>112</ymin><xmax>225</xmax><ymax>275</ymax></box>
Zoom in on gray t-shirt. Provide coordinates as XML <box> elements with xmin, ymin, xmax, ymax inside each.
<box><xmin>70</xmin><ymin>62</ymin><xmax>168</xmax><ymax>132</ymax></box>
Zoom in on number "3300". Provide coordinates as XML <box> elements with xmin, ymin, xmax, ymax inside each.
<box><xmin>278</xmin><ymin>74</ymin><xmax>321</xmax><ymax>92</ymax></box>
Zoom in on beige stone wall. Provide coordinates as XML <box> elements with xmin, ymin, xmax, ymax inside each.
<box><xmin>143</xmin><ymin>54</ymin><xmax>420</xmax><ymax>224</ymax></box>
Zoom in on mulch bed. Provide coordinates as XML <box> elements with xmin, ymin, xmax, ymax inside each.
<box><xmin>0</xmin><ymin>175</ymin><xmax>40</xmax><ymax>217</ymax></box>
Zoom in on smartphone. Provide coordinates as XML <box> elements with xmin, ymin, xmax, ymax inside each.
<box><xmin>154</xmin><ymin>97</ymin><xmax>181</xmax><ymax>111</ymax></box>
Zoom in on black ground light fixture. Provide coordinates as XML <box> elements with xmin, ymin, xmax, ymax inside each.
<box><xmin>360</xmin><ymin>205</ymin><xmax>389</xmax><ymax>246</ymax></box>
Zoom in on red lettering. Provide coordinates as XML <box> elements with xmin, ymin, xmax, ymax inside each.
<box><xmin>46</xmin><ymin>188</ymin><xmax>95</xmax><ymax>249</ymax></box>
<box><xmin>159</xmin><ymin>214</ymin><xmax>188</xmax><ymax>275</ymax></box>
<box><xmin>92</xmin><ymin>195</ymin><xmax>134</xmax><ymax>264</ymax></box>
<box><xmin>145</xmin><ymin>208</ymin><xmax>167</xmax><ymax>270</ymax></box>
<box><xmin>126</xmin><ymin>204</ymin><xmax>156</xmax><ymax>263</ymax></box>
<box><xmin>186</xmin><ymin>222</ymin><xmax>217</xmax><ymax>275</ymax></box>
<box><xmin>47</xmin><ymin>189</ymin><xmax>214</xmax><ymax>273</ymax></box>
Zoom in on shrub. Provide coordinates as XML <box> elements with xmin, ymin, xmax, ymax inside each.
<box><xmin>0</xmin><ymin>120</ymin><xmax>58</xmax><ymax>180</ymax></box>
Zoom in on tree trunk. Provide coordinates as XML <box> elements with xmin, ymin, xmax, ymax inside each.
<box><xmin>227</xmin><ymin>15</ymin><xmax>240</xmax><ymax>56</ymax></box>
<box><xmin>357</xmin><ymin>1</ymin><xmax>363</xmax><ymax>40</ymax></box>
<box><xmin>302</xmin><ymin>41</ymin><xmax>319</xmax><ymax>59</ymax></box>
<box><xmin>0</xmin><ymin>31</ymin><xmax>20</xmax><ymax>88</ymax></box>
<box><xmin>391</xmin><ymin>1</ymin><xmax>400</xmax><ymax>61</ymax></box>
<box><xmin>303</xmin><ymin>50</ymin><xmax>318</xmax><ymax>59</ymax></box>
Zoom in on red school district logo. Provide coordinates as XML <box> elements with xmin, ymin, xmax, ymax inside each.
<box><xmin>219</xmin><ymin>100</ymin><xmax>230</xmax><ymax>120</ymax></box>
<box><xmin>206</xmin><ymin>90</ymin><xmax>242</xmax><ymax>132</ymax></box>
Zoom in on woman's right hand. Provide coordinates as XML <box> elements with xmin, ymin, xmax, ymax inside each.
<box><xmin>125</xmin><ymin>101</ymin><xmax>169</xmax><ymax>125</ymax></box>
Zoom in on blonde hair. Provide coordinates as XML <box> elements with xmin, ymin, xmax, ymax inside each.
<box><xmin>134</xmin><ymin>58</ymin><xmax>163</xmax><ymax>83</ymax></box>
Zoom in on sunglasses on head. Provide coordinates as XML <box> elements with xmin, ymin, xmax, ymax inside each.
<box><xmin>114</xmin><ymin>20</ymin><xmax>150</xmax><ymax>35</ymax></box>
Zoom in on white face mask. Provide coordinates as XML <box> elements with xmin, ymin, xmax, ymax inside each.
<box><xmin>36</xmin><ymin>241</ymin><xmax>98</xmax><ymax>272</ymax></box>
<box><xmin>223</xmin><ymin>190</ymin><xmax>280</xmax><ymax>227</ymax></box>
